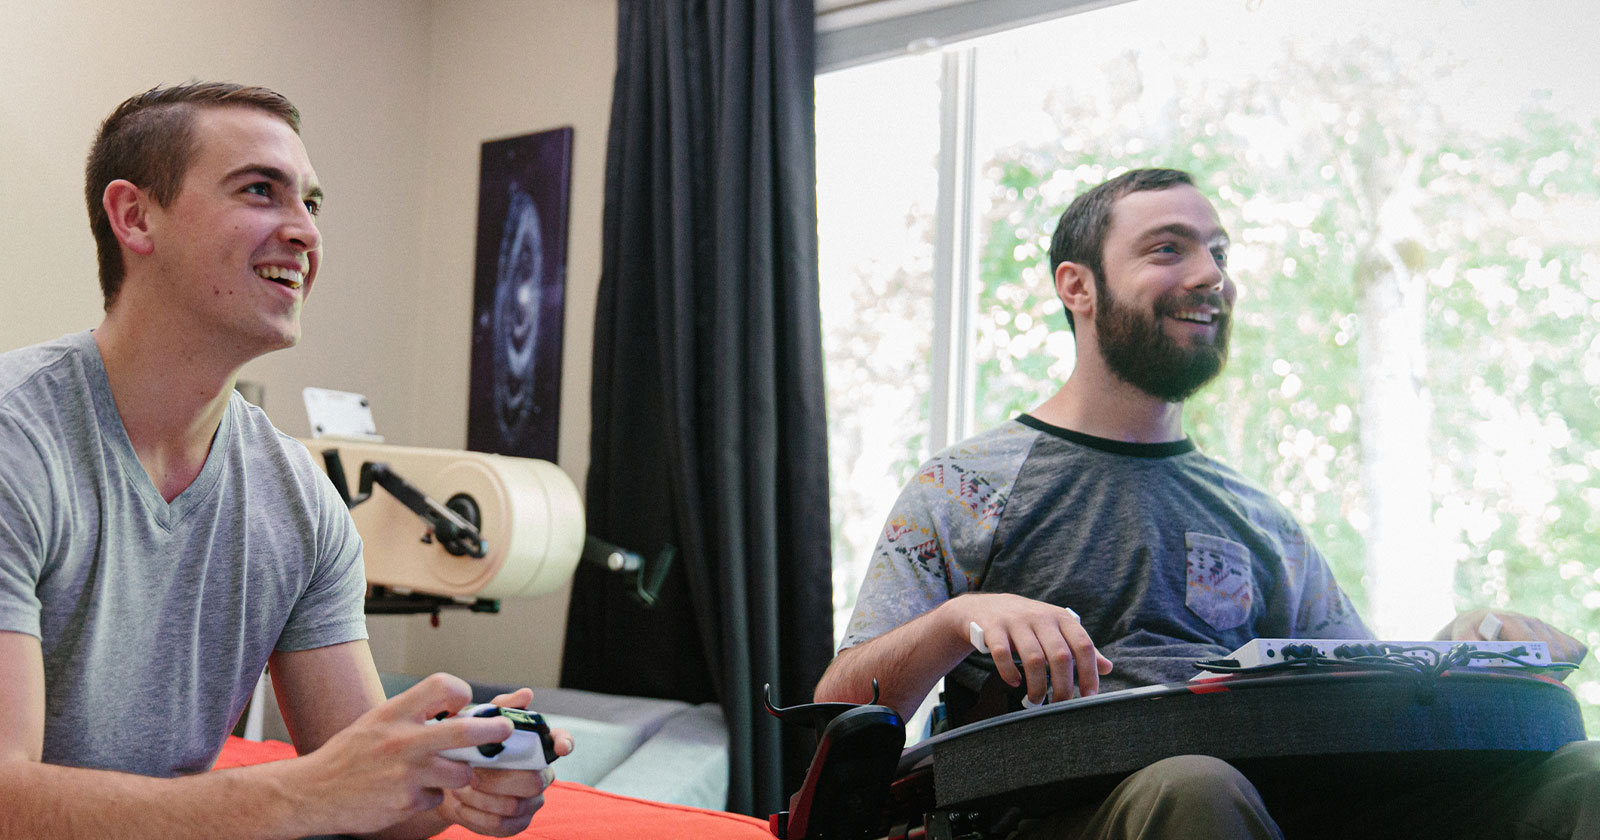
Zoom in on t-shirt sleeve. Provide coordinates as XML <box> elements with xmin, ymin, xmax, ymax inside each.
<box><xmin>0</xmin><ymin>414</ymin><xmax>49</xmax><ymax>638</ymax></box>
<box><xmin>838</xmin><ymin>427</ymin><xmax>1029</xmax><ymax>653</ymax></box>
<box><xmin>837</xmin><ymin>475</ymin><xmax>964</xmax><ymax>652</ymax></box>
<box><xmin>838</xmin><ymin>465</ymin><xmax>1013</xmax><ymax>652</ymax></box>
<box><xmin>1284</xmin><ymin>525</ymin><xmax>1371</xmax><ymax>639</ymax></box>
<box><xmin>275</xmin><ymin>461</ymin><xmax>368</xmax><ymax>652</ymax></box>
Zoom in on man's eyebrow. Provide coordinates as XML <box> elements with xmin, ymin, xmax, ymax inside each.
<box><xmin>1139</xmin><ymin>222</ymin><xmax>1231</xmax><ymax>248</ymax></box>
<box><xmin>225</xmin><ymin>164</ymin><xmax>324</xmax><ymax>202</ymax></box>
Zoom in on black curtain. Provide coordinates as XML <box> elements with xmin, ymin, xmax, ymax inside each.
<box><xmin>561</xmin><ymin>0</ymin><xmax>832</xmax><ymax>818</ymax></box>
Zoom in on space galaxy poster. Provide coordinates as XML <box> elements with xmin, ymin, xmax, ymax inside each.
<box><xmin>467</xmin><ymin>126</ymin><xmax>573</xmax><ymax>461</ymax></box>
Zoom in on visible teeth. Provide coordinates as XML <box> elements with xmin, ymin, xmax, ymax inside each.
<box><xmin>255</xmin><ymin>265</ymin><xmax>303</xmax><ymax>289</ymax></box>
<box><xmin>1173</xmin><ymin>310</ymin><xmax>1213</xmax><ymax>324</ymax></box>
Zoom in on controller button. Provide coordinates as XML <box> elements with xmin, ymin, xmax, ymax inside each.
<box><xmin>478</xmin><ymin>742</ymin><xmax>506</xmax><ymax>759</ymax></box>
<box><xmin>500</xmin><ymin>709</ymin><xmax>541</xmax><ymax>731</ymax></box>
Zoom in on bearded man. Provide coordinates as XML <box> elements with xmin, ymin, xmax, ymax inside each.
<box><xmin>814</xmin><ymin>169</ymin><xmax>1595</xmax><ymax>839</ymax></box>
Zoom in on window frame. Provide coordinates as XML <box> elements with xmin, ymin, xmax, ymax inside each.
<box><xmin>816</xmin><ymin>0</ymin><xmax>1134</xmax><ymax>73</ymax></box>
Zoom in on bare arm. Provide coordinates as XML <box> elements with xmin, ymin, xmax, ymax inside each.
<box><xmin>267</xmin><ymin>640</ymin><xmax>389</xmax><ymax>753</ymax></box>
<box><xmin>0</xmin><ymin>630</ymin><xmax>317</xmax><ymax>839</ymax></box>
<box><xmin>267</xmin><ymin>640</ymin><xmax>450</xmax><ymax>840</ymax></box>
<box><xmin>273</xmin><ymin>640</ymin><xmax>569</xmax><ymax>832</ymax></box>
<box><xmin>269</xmin><ymin>641</ymin><xmax>570</xmax><ymax>840</ymax></box>
<box><xmin>815</xmin><ymin>598</ymin><xmax>973</xmax><ymax>718</ymax></box>
<box><xmin>0</xmin><ymin>632</ymin><xmax>537</xmax><ymax>840</ymax></box>
<box><xmin>815</xmin><ymin>593</ymin><xmax>1113</xmax><ymax>719</ymax></box>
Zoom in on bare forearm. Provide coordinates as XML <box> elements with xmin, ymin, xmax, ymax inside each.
<box><xmin>818</xmin><ymin>592</ymin><xmax>1114</xmax><ymax>713</ymax></box>
<box><xmin>814</xmin><ymin>600</ymin><xmax>973</xmax><ymax>718</ymax></box>
<box><xmin>358</xmin><ymin>808</ymin><xmax>450</xmax><ymax>840</ymax></box>
<box><xmin>0</xmin><ymin>758</ymin><xmax>317</xmax><ymax>840</ymax></box>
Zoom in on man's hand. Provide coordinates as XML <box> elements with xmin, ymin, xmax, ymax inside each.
<box><xmin>816</xmin><ymin>592</ymin><xmax>1115</xmax><ymax>717</ymax></box>
<box><xmin>955</xmin><ymin>593</ymin><xmax>1114</xmax><ymax>704</ymax></box>
<box><xmin>434</xmin><ymin>687</ymin><xmax>575</xmax><ymax>838</ymax></box>
<box><xmin>1438</xmin><ymin>608</ymin><xmax>1590</xmax><ymax>676</ymax></box>
<box><xmin>293</xmin><ymin>673</ymin><xmax>527</xmax><ymax>836</ymax></box>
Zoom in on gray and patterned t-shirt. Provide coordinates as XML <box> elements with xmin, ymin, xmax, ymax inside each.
<box><xmin>0</xmin><ymin>331</ymin><xmax>368</xmax><ymax>776</ymax></box>
<box><xmin>841</xmin><ymin>415</ymin><xmax>1368</xmax><ymax>693</ymax></box>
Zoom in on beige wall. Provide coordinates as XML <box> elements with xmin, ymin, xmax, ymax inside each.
<box><xmin>393</xmin><ymin>0</ymin><xmax>615</xmax><ymax>687</ymax></box>
<box><xmin>0</xmin><ymin>0</ymin><xmax>616</xmax><ymax>688</ymax></box>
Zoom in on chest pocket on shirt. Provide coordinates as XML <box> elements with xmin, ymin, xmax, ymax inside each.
<box><xmin>1185</xmin><ymin>532</ymin><xmax>1253</xmax><ymax>632</ymax></box>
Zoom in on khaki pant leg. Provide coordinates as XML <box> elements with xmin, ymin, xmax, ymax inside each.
<box><xmin>1017</xmin><ymin>755</ymin><xmax>1284</xmax><ymax>840</ymax></box>
<box><xmin>1495</xmin><ymin>740</ymin><xmax>1600</xmax><ymax>840</ymax></box>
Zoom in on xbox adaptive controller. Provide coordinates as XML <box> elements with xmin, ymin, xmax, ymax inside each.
<box><xmin>434</xmin><ymin>704</ymin><xmax>558</xmax><ymax>771</ymax></box>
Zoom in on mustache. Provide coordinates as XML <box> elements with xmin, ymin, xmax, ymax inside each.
<box><xmin>1156</xmin><ymin>292</ymin><xmax>1230</xmax><ymax>318</ymax></box>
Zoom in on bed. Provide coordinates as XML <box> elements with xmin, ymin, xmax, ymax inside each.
<box><xmin>249</xmin><ymin>671</ymin><xmax>733</xmax><ymax>812</ymax></box>
<box><xmin>214</xmin><ymin>735</ymin><xmax>769</xmax><ymax>840</ymax></box>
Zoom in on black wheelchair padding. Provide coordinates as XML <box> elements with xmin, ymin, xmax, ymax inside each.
<box><xmin>764</xmin><ymin>682</ymin><xmax>907</xmax><ymax>840</ymax></box>
<box><xmin>902</xmin><ymin>670</ymin><xmax>1584</xmax><ymax>816</ymax></box>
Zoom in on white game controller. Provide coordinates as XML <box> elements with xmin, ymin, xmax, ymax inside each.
<box><xmin>434</xmin><ymin>704</ymin><xmax>557</xmax><ymax>771</ymax></box>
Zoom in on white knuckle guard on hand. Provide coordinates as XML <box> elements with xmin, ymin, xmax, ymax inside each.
<box><xmin>1478</xmin><ymin>612</ymin><xmax>1503</xmax><ymax>641</ymax></box>
<box><xmin>969</xmin><ymin>621</ymin><xmax>987</xmax><ymax>652</ymax></box>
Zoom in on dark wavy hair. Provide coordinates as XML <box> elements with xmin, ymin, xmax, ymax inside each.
<box><xmin>1048</xmin><ymin>168</ymin><xmax>1195</xmax><ymax>331</ymax></box>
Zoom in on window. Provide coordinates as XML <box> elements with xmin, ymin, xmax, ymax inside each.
<box><xmin>817</xmin><ymin>52</ymin><xmax>943</xmax><ymax>640</ymax></box>
<box><xmin>818</xmin><ymin>0</ymin><xmax>1600</xmax><ymax>732</ymax></box>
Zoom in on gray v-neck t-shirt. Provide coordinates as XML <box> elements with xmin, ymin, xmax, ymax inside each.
<box><xmin>0</xmin><ymin>331</ymin><xmax>366</xmax><ymax>775</ymax></box>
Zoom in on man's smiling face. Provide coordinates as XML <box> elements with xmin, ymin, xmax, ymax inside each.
<box><xmin>1092</xmin><ymin>185</ymin><xmax>1234</xmax><ymax>402</ymax></box>
<box><xmin>144</xmin><ymin>105</ymin><xmax>323</xmax><ymax>353</ymax></box>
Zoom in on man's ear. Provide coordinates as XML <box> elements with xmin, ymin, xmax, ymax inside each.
<box><xmin>1055</xmin><ymin>261</ymin><xmax>1095</xmax><ymax>325</ymax></box>
<box><xmin>102</xmin><ymin>180</ymin><xmax>156</xmax><ymax>257</ymax></box>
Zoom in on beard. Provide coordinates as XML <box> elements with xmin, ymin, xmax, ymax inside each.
<box><xmin>1094</xmin><ymin>278</ymin><xmax>1231</xmax><ymax>403</ymax></box>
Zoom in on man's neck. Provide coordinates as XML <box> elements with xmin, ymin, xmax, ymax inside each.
<box><xmin>1030</xmin><ymin>361</ymin><xmax>1188</xmax><ymax>444</ymax></box>
<box><xmin>93</xmin><ymin>312</ymin><xmax>245</xmax><ymax>502</ymax></box>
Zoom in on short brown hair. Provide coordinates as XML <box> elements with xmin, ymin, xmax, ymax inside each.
<box><xmin>1049</xmin><ymin>168</ymin><xmax>1195</xmax><ymax>331</ymax></box>
<box><xmin>85</xmin><ymin>82</ymin><xmax>301</xmax><ymax>309</ymax></box>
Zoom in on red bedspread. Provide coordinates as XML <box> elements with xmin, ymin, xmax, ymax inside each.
<box><xmin>215</xmin><ymin>736</ymin><xmax>772</xmax><ymax>840</ymax></box>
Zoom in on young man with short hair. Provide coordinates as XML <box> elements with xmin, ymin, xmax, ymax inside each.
<box><xmin>0</xmin><ymin>82</ymin><xmax>570</xmax><ymax>840</ymax></box>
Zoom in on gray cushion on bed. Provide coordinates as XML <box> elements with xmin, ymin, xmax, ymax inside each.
<box><xmin>382</xmin><ymin>675</ymin><xmax>729</xmax><ymax>807</ymax></box>
<box><xmin>595</xmin><ymin>702</ymin><xmax>729</xmax><ymax>810</ymax></box>
<box><xmin>536</xmin><ymin>714</ymin><xmax>648</xmax><ymax>787</ymax></box>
